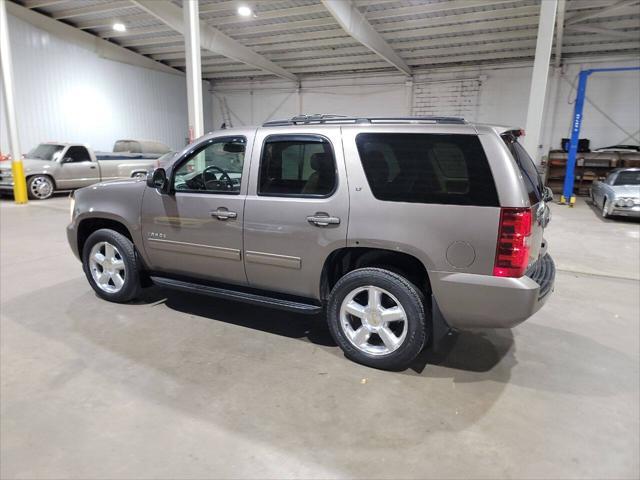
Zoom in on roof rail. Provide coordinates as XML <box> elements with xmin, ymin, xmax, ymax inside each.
<box><xmin>262</xmin><ymin>114</ymin><xmax>466</xmax><ymax>127</ymax></box>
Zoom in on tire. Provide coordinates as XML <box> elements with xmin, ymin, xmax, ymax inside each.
<box><xmin>602</xmin><ymin>198</ymin><xmax>610</xmax><ymax>218</ymax></box>
<box><xmin>27</xmin><ymin>175</ymin><xmax>55</xmax><ymax>200</ymax></box>
<box><xmin>326</xmin><ymin>267</ymin><xmax>428</xmax><ymax>370</ymax></box>
<box><xmin>82</xmin><ymin>229</ymin><xmax>141</xmax><ymax>303</ymax></box>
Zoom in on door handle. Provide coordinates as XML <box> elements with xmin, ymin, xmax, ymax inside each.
<box><xmin>307</xmin><ymin>214</ymin><xmax>340</xmax><ymax>227</ymax></box>
<box><xmin>211</xmin><ymin>208</ymin><xmax>237</xmax><ymax>220</ymax></box>
<box><xmin>89</xmin><ymin>165</ymin><xmax>96</xmax><ymax>169</ymax></box>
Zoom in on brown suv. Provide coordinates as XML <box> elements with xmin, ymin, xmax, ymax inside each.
<box><xmin>67</xmin><ymin>115</ymin><xmax>555</xmax><ymax>370</ymax></box>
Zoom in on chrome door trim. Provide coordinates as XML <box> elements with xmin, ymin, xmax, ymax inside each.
<box><xmin>147</xmin><ymin>237</ymin><xmax>241</xmax><ymax>261</ymax></box>
<box><xmin>245</xmin><ymin>251</ymin><xmax>302</xmax><ymax>269</ymax></box>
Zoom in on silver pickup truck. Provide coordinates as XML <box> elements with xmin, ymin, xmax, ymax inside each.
<box><xmin>0</xmin><ymin>142</ymin><xmax>169</xmax><ymax>200</ymax></box>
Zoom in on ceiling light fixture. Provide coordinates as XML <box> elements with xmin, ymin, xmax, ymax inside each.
<box><xmin>237</xmin><ymin>5</ymin><xmax>252</xmax><ymax>17</ymax></box>
<box><xmin>112</xmin><ymin>23</ymin><xmax>126</xmax><ymax>32</ymax></box>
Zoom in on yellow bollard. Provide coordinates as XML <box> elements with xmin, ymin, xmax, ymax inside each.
<box><xmin>11</xmin><ymin>160</ymin><xmax>28</xmax><ymax>204</ymax></box>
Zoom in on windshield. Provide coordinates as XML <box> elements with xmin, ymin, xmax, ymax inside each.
<box><xmin>614</xmin><ymin>171</ymin><xmax>640</xmax><ymax>186</ymax></box>
<box><xmin>27</xmin><ymin>144</ymin><xmax>64</xmax><ymax>161</ymax></box>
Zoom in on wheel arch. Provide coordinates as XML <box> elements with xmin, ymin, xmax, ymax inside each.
<box><xmin>26</xmin><ymin>173</ymin><xmax>57</xmax><ymax>189</ymax></box>
<box><xmin>77</xmin><ymin>217</ymin><xmax>134</xmax><ymax>258</ymax></box>
<box><xmin>320</xmin><ymin>247</ymin><xmax>431</xmax><ymax>302</ymax></box>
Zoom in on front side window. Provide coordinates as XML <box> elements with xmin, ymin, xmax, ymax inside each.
<box><xmin>259</xmin><ymin>135</ymin><xmax>336</xmax><ymax>196</ymax></box>
<box><xmin>173</xmin><ymin>137</ymin><xmax>245</xmax><ymax>194</ymax></box>
<box><xmin>355</xmin><ymin>133</ymin><xmax>499</xmax><ymax>206</ymax></box>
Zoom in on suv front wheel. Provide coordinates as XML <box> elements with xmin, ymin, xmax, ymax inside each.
<box><xmin>82</xmin><ymin>229</ymin><xmax>141</xmax><ymax>303</ymax></box>
<box><xmin>327</xmin><ymin>268</ymin><xmax>428</xmax><ymax>370</ymax></box>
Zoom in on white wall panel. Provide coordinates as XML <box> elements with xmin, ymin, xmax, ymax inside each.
<box><xmin>1</xmin><ymin>14</ymin><xmax>213</xmax><ymax>154</ymax></box>
<box><xmin>211</xmin><ymin>58</ymin><xmax>639</xmax><ymax>154</ymax></box>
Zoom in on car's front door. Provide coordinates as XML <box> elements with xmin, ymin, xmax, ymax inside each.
<box><xmin>243</xmin><ymin>128</ymin><xmax>349</xmax><ymax>299</ymax></box>
<box><xmin>140</xmin><ymin>134</ymin><xmax>252</xmax><ymax>286</ymax></box>
<box><xmin>57</xmin><ymin>146</ymin><xmax>100</xmax><ymax>188</ymax></box>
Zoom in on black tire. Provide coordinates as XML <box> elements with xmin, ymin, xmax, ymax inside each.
<box><xmin>326</xmin><ymin>267</ymin><xmax>428</xmax><ymax>370</ymax></box>
<box><xmin>82</xmin><ymin>229</ymin><xmax>141</xmax><ymax>303</ymax></box>
<box><xmin>602</xmin><ymin>197</ymin><xmax>610</xmax><ymax>218</ymax></box>
<box><xmin>27</xmin><ymin>175</ymin><xmax>55</xmax><ymax>200</ymax></box>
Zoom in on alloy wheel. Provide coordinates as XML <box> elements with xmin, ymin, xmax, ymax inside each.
<box><xmin>89</xmin><ymin>241</ymin><xmax>126</xmax><ymax>293</ymax></box>
<box><xmin>339</xmin><ymin>286</ymin><xmax>408</xmax><ymax>356</ymax></box>
<box><xmin>29</xmin><ymin>176</ymin><xmax>53</xmax><ymax>199</ymax></box>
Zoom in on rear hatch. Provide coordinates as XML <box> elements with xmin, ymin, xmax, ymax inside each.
<box><xmin>501</xmin><ymin>130</ymin><xmax>550</xmax><ymax>268</ymax></box>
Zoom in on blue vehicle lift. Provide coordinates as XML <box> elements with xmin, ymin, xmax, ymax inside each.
<box><xmin>560</xmin><ymin>66</ymin><xmax>640</xmax><ymax>206</ymax></box>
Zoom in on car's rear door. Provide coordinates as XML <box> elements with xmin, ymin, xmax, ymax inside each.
<box><xmin>242</xmin><ymin>127</ymin><xmax>349</xmax><ymax>299</ymax></box>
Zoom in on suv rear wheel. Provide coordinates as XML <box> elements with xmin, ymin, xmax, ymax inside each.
<box><xmin>327</xmin><ymin>268</ymin><xmax>428</xmax><ymax>370</ymax></box>
<box><xmin>82</xmin><ymin>229</ymin><xmax>141</xmax><ymax>303</ymax></box>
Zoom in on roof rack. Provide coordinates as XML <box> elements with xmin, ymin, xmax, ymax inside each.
<box><xmin>262</xmin><ymin>114</ymin><xmax>466</xmax><ymax>127</ymax></box>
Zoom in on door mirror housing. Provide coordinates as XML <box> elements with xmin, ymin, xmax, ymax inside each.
<box><xmin>62</xmin><ymin>157</ymin><xmax>73</xmax><ymax>164</ymax></box>
<box><xmin>147</xmin><ymin>168</ymin><xmax>169</xmax><ymax>192</ymax></box>
<box><xmin>543</xmin><ymin>186</ymin><xmax>553</xmax><ymax>203</ymax></box>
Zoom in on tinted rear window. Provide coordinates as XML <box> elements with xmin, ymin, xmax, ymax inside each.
<box><xmin>503</xmin><ymin>136</ymin><xmax>543</xmax><ymax>204</ymax></box>
<box><xmin>355</xmin><ymin>133</ymin><xmax>499</xmax><ymax>206</ymax></box>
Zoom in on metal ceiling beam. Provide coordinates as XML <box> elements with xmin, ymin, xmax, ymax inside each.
<box><xmin>208</xmin><ymin>4</ymin><xmax>327</xmax><ymax>24</ymax></box>
<box><xmin>565</xmin><ymin>0</ymin><xmax>640</xmax><ymax>25</ymax></box>
<box><xmin>376</xmin><ymin>4</ymin><xmax>540</xmax><ymax>33</ymax></box>
<box><xmin>120</xmin><ymin>36</ymin><xmax>184</xmax><ymax>47</ymax></box>
<box><xmin>566</xmin><ymin>24</ymin><xmax>640</xmax><ymax>40</ymax></box>
<box><xmin>52</xmin><ymin>1</ymin><xmax>131</xmax><ymax>20</ymax></box>
<box><xmin>22</xmin><ymin>0</ymin><xmax>65</xmax><ymax>8</ymax></box>
<box><xmin>101</xmin><ymin>25</ymin><xmax>173</xmax><ymax>39</ymax></box>
<box><xmin>365</xmin><ymin>0</ymin><xmax>517</xmax><ymax>21</ymax></box>
<box><xmin>5</xmin><ymin>1</ymin><xmax>181</xmax><ymax>76</ymax></box>
<box><xmin>321</xmin><ymin>0</ymin><xmax>411</xmax><ymax>76</ymax></box>
<box><xmin>132</xmin><ymin>0</ymin><xmax>297</xmax><ymax>81</ymax></box>
<box><xmin>254</xmin><ymin>29</ymin><xmax>540</xmax><ymax>56</ymax></box>
<box><xmin>74</xmin><ymin>13</ymin><xmax>152</xmax><ymax>30</ymax></box>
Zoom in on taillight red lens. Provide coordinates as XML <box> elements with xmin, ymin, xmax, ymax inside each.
<box><xmin>493</xmin><ymin>207</ymin><xmax>532</xmax><ymax>278</ymax></box>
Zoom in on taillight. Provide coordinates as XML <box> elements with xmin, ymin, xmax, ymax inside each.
<box><xmin>493</xmin><ymin>207</ymin><xmax>532</xmax><ymax>278</ymax></box>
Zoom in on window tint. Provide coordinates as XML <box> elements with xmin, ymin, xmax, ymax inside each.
<box><xmin>173</xmin><ymin>137</ymin><xmax>245</xmax><ymax>194</ymax></box>
<box><xmin>614</xmin><ymin>170</ymin><xmax>640</xmax><ymax>186</ymax></box>
<box><xmin>64</xmin><ymin>146</ymin><xmax>91</xmax><ymax>163</ymax></box>
<box><xmin>355</xmin><ymin>133</ymin><xmax>499</xmax><ymax>206</ymax></box>
<box><xmin>503</xmin><ymin>135</ymin><xmax>543</xmax><ymax>204</ymax></box>
<box><xmin>259</xmin><ymin>135</ymin><xmax>336</xmax><ymax>196</ymax></box>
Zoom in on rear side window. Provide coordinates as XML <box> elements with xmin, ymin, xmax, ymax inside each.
<box><xmin>503</xmin><ymin>136</ymin><xmax>543</xmax><ymax>204</ymax></box>
<box><xmin>259</xmin><ymin>135</ymin><xmax>336</xmax><ymax>197</ymax></box>
<box><xmin>355</xmin><ymin>133</ymin><xmax>499</xmax><ymax>206</ymax></box>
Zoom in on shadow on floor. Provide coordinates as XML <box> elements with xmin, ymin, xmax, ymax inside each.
<box><xmin>133</xmin><ymin>285</ymin><xmax>515</xmax><ymax>377</ymax></box>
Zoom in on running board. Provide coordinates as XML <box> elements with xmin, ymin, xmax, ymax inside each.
<box><xmin>150</xmin><ymin>276</ymin><xmax>323</xmax><ymax>315</ymax></box>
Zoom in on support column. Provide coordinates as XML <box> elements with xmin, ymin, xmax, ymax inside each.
<box><xmin>405</xmin><ymin>78</ymin><xmax>414</xmax><ymax>116</ymax></box>
<box><xmin>0</xmin><ymin>0</ymin><xmax>28</xmax><ymax>204</ymax></box>
<box><xmin>183</xmin><ymin>0</ymin><xmax>203</xmax><ymax>143</ymax></box>
<box><xmin>523</xmin><ymin>0</ymin><xmax>558</xmax><ymax>164</ymax></box>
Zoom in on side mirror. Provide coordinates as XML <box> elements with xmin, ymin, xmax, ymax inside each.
<box><xmin>147</xmin><ymin>168</ymin><xmax>168</xmax><ymax>192</ymax></box>
<box><xmin>62</xmin><ymin>157</ymin><xmax>73</xmax><ymax>163</ymax></box>
<box><xmin>543</xmin><ymin>186</ymin><xmax>553</xmax><ymax>202</ymax></box>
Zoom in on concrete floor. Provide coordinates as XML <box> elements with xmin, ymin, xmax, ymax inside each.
<box><xmin>1</xmin><ymin>194</ymin><xmax>638</xmax><ymax>479</ymax></box>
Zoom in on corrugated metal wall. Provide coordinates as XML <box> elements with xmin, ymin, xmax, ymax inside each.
<box><xmin>0</xmin><ymin>14</ymin><xmax>213</xmax><ymax>154</ymax></box>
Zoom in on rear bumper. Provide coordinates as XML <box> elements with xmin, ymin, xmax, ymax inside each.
<box><xmin>431</xmin><ymin>254</ymin><xmax>555</xmax><ymax>329</ymax></box>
